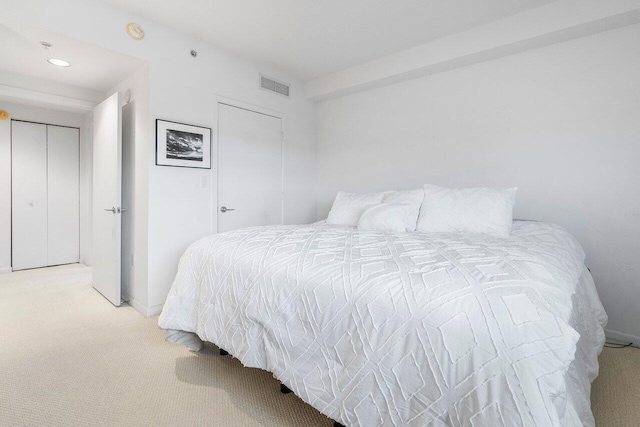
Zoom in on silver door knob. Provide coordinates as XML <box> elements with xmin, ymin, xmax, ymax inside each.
<box><xmin>220</xmin><ymin>206</ymin><xmax>235</xmax><ymax>213</ymax></box>
<box><xmin>104</xmin><ymin>207</ymin><xmax>116</xmax><ymax>213</ymax></box>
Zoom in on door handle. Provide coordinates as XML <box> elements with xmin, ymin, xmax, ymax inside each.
<box><xmin>104</xmin><ymin>207</ymin><xmax>116</xmax><ymax>213</ymax></box>
<box><xmin>118</xmin><ymin>207</ymin><xmax>128</xmax><ymax>213</ymax></box>
<box><xmin>220</xmin><ymin>206</ymin><xmax>235</xmax><ymax>213</ymax></box>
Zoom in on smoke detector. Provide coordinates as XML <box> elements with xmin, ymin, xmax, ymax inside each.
<box><xmin>126</xmin><ymin>23</ymin><xmax>145</xmax><ymax>40</ymax></box>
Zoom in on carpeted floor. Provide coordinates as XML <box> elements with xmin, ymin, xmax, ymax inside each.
<box><xmin>591</xmin><ymin>343</ymin><xmax>640</xmax><ymax>426</ymax></box>
<box><xmin>0</xmin><ymin>264</ymin><xmax>637</xmax><ymax>426</ymax></box>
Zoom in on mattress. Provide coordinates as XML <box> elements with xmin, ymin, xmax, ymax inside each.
<box><xmin>158</xmin><ymin>221</ymin><xmax>606</xmax><ymax>426</ymax></box>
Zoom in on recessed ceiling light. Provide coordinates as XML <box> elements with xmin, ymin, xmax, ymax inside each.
<box><xmin>47</xmin><ymin>58</ymin><xmax>71</xmax><ymax>67</ymax></box>
<box><xmin>126</xmin><ymin>23</ymin><xmax>145</xmax><ymax>40</ymax></box>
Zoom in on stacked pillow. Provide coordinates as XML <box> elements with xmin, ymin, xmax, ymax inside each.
<box><xmin>357</xmin><ymin>204</ymin><xmax>413</xmax><ymax>233</ymax></box>
<box><xmin>381</xmin><ymin>189</ymin><xmax>424</xmax><ymax>231</ymax></box>
<box><xmin>325</xmin><ymin>191</ymin><xmax>386</xmax><ymax>226</ymax></box>
<box><xmin>326</xmin><ymin>189</ymin><xmax>423</xmax><ymax>232</ymax></box>
<box><xmin>325</xmin><ymin>185</ymin><xmax>517</xmax><ymax>237</ymax></box>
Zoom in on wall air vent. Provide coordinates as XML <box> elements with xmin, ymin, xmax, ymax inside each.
<box><xmin>260</xmin><ymin>75</ymin><xmax>290</xmax><ymax>98</ymax></box>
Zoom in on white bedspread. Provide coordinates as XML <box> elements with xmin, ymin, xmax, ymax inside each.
<box><xmin>158</xmin><ymin>221</ymin><xmax>606</xmax><ymax>426</ymax></box>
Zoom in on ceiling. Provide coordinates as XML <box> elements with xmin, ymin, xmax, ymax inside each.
<box><xmin>99</xmin><ymin>0</ymin><xmax>554</xmax><ymax>81</ymax></box>
<box><xmin>0</xmin><ymin>20</ymin><xmax>145</xmax><ymax>92</ymax></box>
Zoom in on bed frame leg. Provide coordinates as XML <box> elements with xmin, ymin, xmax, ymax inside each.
<box><xmin>219</xmin><ymin>348</ymin><xmax>229</xmax><ymax>356</ymax></box>
<box><xmin>280</xmin><ymin>384</ymin><xmax>292</xmax><ymax>394</ymax></box>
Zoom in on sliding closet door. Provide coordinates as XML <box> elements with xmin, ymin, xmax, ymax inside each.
<box><xmin>11</xmin><ymin>121</ymin><xmax>48</xmax><ymax>270</ymax></box>
<box><xmin>47</xmin><ymin>125</ymin><xmax>80</xmax><ymax>266</ymax></box>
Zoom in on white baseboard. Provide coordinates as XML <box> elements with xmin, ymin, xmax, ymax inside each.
<box><xmin>125</xmin><ymin>297</ymin><xmax>163</xmax><ymax>318</ymax></box>
<box><xmin>146</xmin><ymin>304</ymin><xmax>164</xmax><ymax>317</ymax></box>
<box><xmin>126</xmin><ymin>297</ymin><xmax>147</xmax><ymax>317</ymax></box>
<box><xmin>605</xmin><ymin>328</ymin><xmax>640</xmax><ymax>347</ymax></box>
<box><xmin>0</xmin><ymin>267</ymin><xmax>12</xmax><ymax>274</ymax></box>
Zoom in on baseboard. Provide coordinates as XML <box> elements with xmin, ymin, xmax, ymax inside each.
<box><xmin>605</xmin><ymin>328</ymin><xmax>640</xmax><ymax>348</ymax></box>
<box><xmin>126</xmin><ymin>297</ymin><xmax>163</xmax><ymax>318</ymax></box>
<box><xmin>146</xmin><ymin>304</ymin><xmax>164</xmax><ymax>317</ymax></box>
<box><xmin>126</xmin><ymin>297</ymin><xmax>147</xmax><ymax>317</ymax></box>
<box><xmin>0</xmin><ymin>267</ymin><xmax>12</xmax><ymax>274</ymax></box>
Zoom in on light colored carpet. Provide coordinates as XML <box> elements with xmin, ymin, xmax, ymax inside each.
<box><xmin>0</xmin><ymin>264</ymin><xmax>332</xmax><ymax>427</ymax></box>
<box><xmin>0</xmin><ymin>264</ymin><xmax>637</xmax><ymax>426</ymax></box>
<box><xmin>591</xmin><ymin>343</ymin><xmax>640</xmax><ymax>426</ymax></box>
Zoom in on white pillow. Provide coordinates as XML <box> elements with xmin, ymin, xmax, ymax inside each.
<box><xmin>326</xmin><ymin>191</ymin><xmax>385</xmax><ymax>226</ymax></box>
<box><xmin>382</xmin><ymin>189</ymin><xmax>424</xmax><ymax>231</ymax></box>
<box><xmin>357</xmin><ymin>204</ymin><xmax>412</xmax><ymax>233</ymax></box>
<box><xmin>416</xmin><ymin>184</ymin><xmax>517</xmax><ymax>237</ymax></box>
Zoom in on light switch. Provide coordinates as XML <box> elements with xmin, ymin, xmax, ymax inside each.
<box><xmin>199</xmin><ymin>176</ymin><xmax>208</xmax><ymax>188</ymax></box>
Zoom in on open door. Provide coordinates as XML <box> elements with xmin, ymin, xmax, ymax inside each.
<box><xmin>92</xmin><ymin>92</ymin><xmax>122</xmax><ymax>306</ymax></box>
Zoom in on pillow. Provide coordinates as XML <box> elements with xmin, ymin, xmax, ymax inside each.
<box><xmin>416</xmin><ymin>184</ymin><xmax>517</xmax><ymax>237</ymax></box>
<box><xmin>382</xmin><ymin>189</ymin><xmax>424</xmax><ymax>231</ymax></box>
<box><xmin>326</xmin><ymin>191</ymin><xmax>385</xmax><ymax>226</ymax></box>
<box><xmin>357</xmin><ymin>203</ymin><xmax>413</xmax><ymax>233</ymax></box>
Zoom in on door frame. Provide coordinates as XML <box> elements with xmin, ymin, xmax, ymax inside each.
<box><xmin>212</xmin><ymin>96</ymin><xmax>286</xmax><ymax>234</ymax></box>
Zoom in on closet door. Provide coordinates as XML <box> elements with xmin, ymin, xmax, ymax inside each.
<box><xmin>11</xmin><ymin>121</ymin><xmax>48</xmax><ymax>270</ymax></box>
<box><xmin>47</xmin><ymin>125</ymin><xmax>80</xmax><ymax>266</ymax></box>
<box><xmin>217</xmin><ymin>103</ymin><xmax>283</xmax><ymax>232</ymax></box>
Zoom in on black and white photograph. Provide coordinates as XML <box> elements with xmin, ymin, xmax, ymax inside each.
<box><xmin>165</xmin><ymin>129</ymin><xmax>203</xmax><ymax>161</ymax></box>
<box><xmin>156</xmin><ymin>119</ymin><xmax>211</xmax><ymax>168</ymax></box>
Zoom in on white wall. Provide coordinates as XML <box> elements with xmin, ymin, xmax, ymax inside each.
<box><xmin>0</xmin><ymin>101</ymin><xmax>91</xmax><ymax>272</ymax></box>
<box><xmin>144</xmin><ymin>48</ymin><xmax>317</xmax><ymax>312</ymax></box>
<box><xmin>3</xmin><ymin>0</ymin><xmax>317</xmax><ymax>314</ymax></box>
<box><xmin>317</xmin><ymin>24</ymin><xmax>640</xmax><ymax>339</ymax></box>
<box><xmin>79</xmin><ymin>110</ymin><xmax>93</xmax><ymax>266</ymax></box>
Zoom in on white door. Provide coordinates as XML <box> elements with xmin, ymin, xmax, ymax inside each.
<box><xmin>217</xmin><ymin>103</ymin><xmax>283</xmax><ymax>232</ymax></box>
<box><xmin>11</xmin><ymin>121</ymin><xmax>48</xmax><ymax>270</ymax></box>
<box><xmin>47</xmin><ymin>125</ymin><xmax>80</xmax><ymax>266</ymax></box>
<box><xmin>92</xmin><ymin>92</ymin><xmax>122</xmax><ymax>306</ymax></box>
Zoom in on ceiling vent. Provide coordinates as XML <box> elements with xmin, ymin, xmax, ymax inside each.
<box><xmin>260</xmin><ymin>75</ymin><xmax>290</xmax><ymax>98</ymax></box>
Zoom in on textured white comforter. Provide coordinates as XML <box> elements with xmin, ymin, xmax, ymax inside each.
<box><xmin>158</xmin><ymin>221</ymin><xmax>606</xmax><ymax>426</ymax></box>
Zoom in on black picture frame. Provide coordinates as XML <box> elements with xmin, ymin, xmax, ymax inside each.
<box><xmin>155</xmin><ymin>119</ymin><xmax>212</xmax><ymax>169</ymax></box>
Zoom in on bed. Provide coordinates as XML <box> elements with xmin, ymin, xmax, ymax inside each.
<box><xmin>158</xmin><ymin>220</ymin><xmax>607</xmax><ymax>426</ymax></box>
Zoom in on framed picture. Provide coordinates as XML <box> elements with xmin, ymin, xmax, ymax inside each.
<box><xmin>156</xmin><ymin>119</ymin><xmax>211</xmax><ymax>169</ymax></box>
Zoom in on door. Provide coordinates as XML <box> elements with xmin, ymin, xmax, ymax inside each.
<box><xmin>47</xmin><ymin>125</ymin><xmax>80</xmax><ymax>266</ymax></box>
<box><xmin>11</xmin><ymin>121</ymin><xmax>80</xmax><ymax>270</ymax></box>
<box><xmin>92</xmin><ymin>92</ymin><xmax>122</xmax><ymax>306</ymax></box>
<box><xmin>217</xmin><ymin>103</ymin><xmax>283</xmax><ymax>232</ymax></box>
<box><xmin>11</xmin><ymin>121</ymin><xmax>48</xmax><ymax>270</ymax></box>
